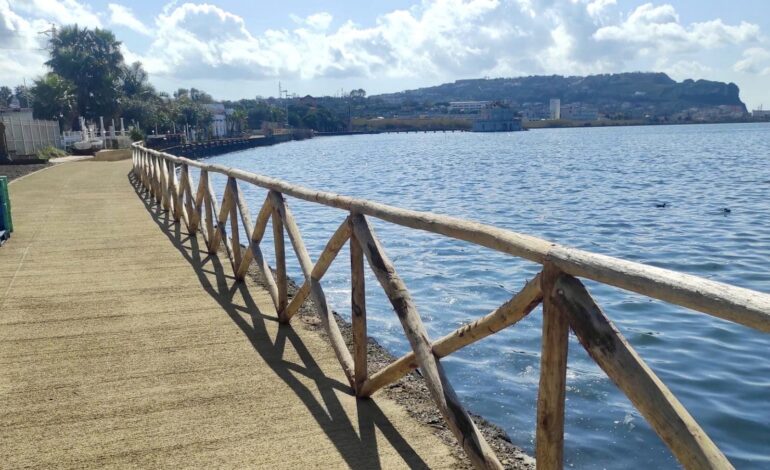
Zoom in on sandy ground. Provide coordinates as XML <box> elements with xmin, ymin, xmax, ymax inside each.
<box><xmin>0</xmin><ymin>160</ymin><xmax>459</xmax><ymax>469</ymax></box>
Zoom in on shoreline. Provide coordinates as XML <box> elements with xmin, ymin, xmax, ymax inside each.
<box><xmin>243</xmin><ymin>253</ymin><xmax>535</xmax><ymax>469</ymax></box>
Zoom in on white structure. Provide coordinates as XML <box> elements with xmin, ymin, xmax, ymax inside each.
<box><xmin>549</xmin><ymin>99</ymin><xmax>561</xmax><ymax>120</ymax></box>
<box><xmin>449</xmin><ymin>101</ymin><xmax>490</xmax><ymax>113</ymax></box>
<box><xmin>1</xmin><ymin>117</ymin><xmax>62</xmax><ymax>157</ymax></box>
<box><xmin>752</xmin><ymin>108</ymin><xmax>770</xmax><ymax>118</ymax></box>
<box><xmin>205</xmin><ymin>103</ymin><xmax>227</xmax><ymax>138</ymax></box>
<box><xmin>561</xmin><ymin>103</ymin><xmax>598</xmax><ymax>121</ymax></box>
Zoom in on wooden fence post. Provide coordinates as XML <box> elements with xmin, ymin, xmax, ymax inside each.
<box><xmin>536</xmin><ymin>263</ymin><xmax>570</xmax><ymax>470</ymax></box>
<box><xmin>350</xmin><ymin>225</ymin><xmax>368</xmax><ymax>395</ymax></box>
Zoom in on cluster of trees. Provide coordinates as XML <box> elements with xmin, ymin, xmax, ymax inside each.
<box><xmin>1</xmin><ymin>25</ymin><xmax>369</xmax><ymax>137</ymax></box>
<box><xmin>0</xmin><ymin>26</ymin><xmax>220</xmax><ymax>137</ymax></box>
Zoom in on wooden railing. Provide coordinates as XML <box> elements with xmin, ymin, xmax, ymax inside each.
<box><xmin>131</xmin><ymin>142</ymin><xmax>769</xmax><ymax>470</ymax></box>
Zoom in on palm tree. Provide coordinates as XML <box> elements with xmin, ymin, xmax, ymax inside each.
<box><xmin>46</xmin><ymin>25</ymin><xmax>124</xmax><ymax>120</ymax></box>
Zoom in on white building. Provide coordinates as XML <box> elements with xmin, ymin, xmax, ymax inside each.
<box><xmin>549</xmin><ymin>99</ymin><xmax>561</xmax><ymax>120</ymax></box>
<box><xmin>205</xmin><ymin>103</ymin><xmax>227</xmax><ymax>138</ymax></box>
<box><xmin>449</xmin><ymin>101</ymin><xmax>490</xmax><ymax>113</ymax></box>
<box><xmin>752</xmin><ymin>108</ymin><xmax>770</xmax><ymax>119</ymax></box>
<box><xmin>561</xmin><ymin>103</ymin><xmax>598</xmax><ymax>121</ymax></box>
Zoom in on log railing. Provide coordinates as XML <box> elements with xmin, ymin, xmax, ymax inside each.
<box><xmin>132</xmin><ymin>142</ymin><xmax>769</xmax><ymax>470</ymax></box>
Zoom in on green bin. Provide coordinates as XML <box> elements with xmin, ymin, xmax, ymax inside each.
<box><xmin>0</xmin><ymin>176</ymin><xmax>12</xmax><ymax>234</ymax></box>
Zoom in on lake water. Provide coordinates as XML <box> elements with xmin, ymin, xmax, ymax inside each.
<box><xmin>200</xmin><ymin>123</ymin><xmax>770</xmax><ymax>468</ymax></box>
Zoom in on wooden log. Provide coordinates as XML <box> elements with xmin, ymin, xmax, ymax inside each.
<box><xmin>180</xmin><ymin>164</ymin><xmax>195</xmax><ymax>231</ymax></box>
<box><xmin>136</xmin><ymin>149</ymin><xmax>770</xmax><ymax>333</ymax></box>
<box><xmin>207</xmin><ymin>179</ymin><xmax>232</xmax><ymax>256</ymax></box>
<box><xmin>171</xmin><ymin>162</ymin><xmax>183</xmax><ymax>222</ymax></box>
<box><xmin>351</xmin><ymin>214</ymin><xmax>502</xmax><ymax>469</ymax></box>
<box><xmin>351</xmin><ymin>229</ymin><xmax>368</xmax><ymax>395</ymax></box>
<box><xmin>228</xmin><ymin>178</ymin><xmax>242</xmax><ymax>270</ymax></box>
<box><xmin>359</xmin><ymin>272</ymin><xmax>543</xmax><ymax>397</ymax></box>
<box><xmin>232</xmin><ymin>194</ymin><xmax>281</xmax><ymax>309</ymax></box>
<box><xmin>536</xmin><ymin>264</ymin><xmax>570</xmax><ymax>470</ymax></box>
<box><xmin>160</xmin><ymin>158</ymin><xmax>170</xmax><ymax>211</ymax></box>
<box><xmin>189</xmin><ymin>169</ymin><xmax>205</xmax><ymax>233</ymax></box>
<box><xmin>269</xmin><ymin>191</ymin><xmax>356</xmax><ymax>385</ymax></box>
<box><xmin>152</xmin><ymin>155</ymin><xmax>162</xmax><ymax>203</ymax></box>
<box><xmin>272</xmin><ymin>208</ymin><xmax>288</xmax><ymax>319</ymax></box>
<box><xmin>551</xmin><ymin>273</ymin><xmax>734</xmax><ymax>470</ymax></box>
<box><xmin>202</xmin><ymin>171</ymin><xmax>214</xmax><ymax>248</ymax></box>
<box><xmin>284</xmin><ymin>218</ymin><xmax>352</xmax><ymax>321</ymax></box>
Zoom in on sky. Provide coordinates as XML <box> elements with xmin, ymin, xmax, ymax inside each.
<box><xmin>3</xmin><ymin>0</ymin><xmax>770</xmax><ymax>108</ymax></box>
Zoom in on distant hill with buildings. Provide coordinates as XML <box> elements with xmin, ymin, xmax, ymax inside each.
<box><xmin>372</xmin><ymin>73</ymin><xmax>747</xmax><ymax>121</ymax></box>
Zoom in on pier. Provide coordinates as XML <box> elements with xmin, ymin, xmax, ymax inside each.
<box><xmin>1</xmin><ymin>144</ymin><xmax>767</xmax><ymax>469</ymax></box>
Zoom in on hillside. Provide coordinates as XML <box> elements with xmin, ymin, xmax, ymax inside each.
<box><xmin>373</xmin><ymin>73</ymin><xmax>746</xmax><ymax>117</ymax></box>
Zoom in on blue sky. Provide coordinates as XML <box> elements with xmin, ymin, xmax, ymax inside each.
<box><xmin>3</xmin><ymin>1</ymin><xmax>770</xmax><ymax>108</ymax></box>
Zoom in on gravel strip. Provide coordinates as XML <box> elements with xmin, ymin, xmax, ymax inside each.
<box><xmin>1</xmin><ymin>163</ymin><xmax>53</xmax><ymax>182</ymax></box>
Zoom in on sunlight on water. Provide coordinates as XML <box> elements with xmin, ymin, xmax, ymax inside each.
<box><xmin>198</xmin><ymin>123</ymin><xmax>770</xmax><ymax>469</ymax></box>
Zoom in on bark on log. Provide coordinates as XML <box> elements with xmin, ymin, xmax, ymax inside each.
<box><xmin>359</xmin><ymin>272</ymin><xmax>543</xmax><ymax>397</ymax></box>
<box><xmin>269</xmin><ymin>191</ymin><xmax>355</xmax><ymax>385</ymax></box>
<box><xmin>536</xmin><ymin>264</ymin><xmax>570</xmax><ymax>470</ymax></box>
<box><xmin>551</xmin><ymin>273</ymin><xmax>734</xmax><ymax>470</ymax></box>
<box><xmin>351</xmin><ymin>229</ymin><xmax>368</xmax><ymax>395</ymax></box>
<box><xmin>284</xmin><ymin>218</ymin><xmax>352</xmax><ymax>321</ymax></box>
<box><xmin>351</xmin><ymin>214</ymin><xmax>502</xmax><ymax>469</ymax></box>
<box><xmin>135</xmin><ymin>147</ymin><xmax>770</xmax><ymax>333</ymax></box>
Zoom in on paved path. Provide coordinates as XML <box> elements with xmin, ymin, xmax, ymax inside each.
<box><xmin>0</xmin><ymin>160</ymin><xmax>457</xmax><ymax>468</ymax></box>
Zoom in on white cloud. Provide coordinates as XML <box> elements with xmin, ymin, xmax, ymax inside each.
<box><xmin>108</xmin><ymin>3</ymin><xmax>150</xmax><ymax>36</ymax></box>
<box><xmin>290</xmin><ymin>12</ymin><xmax>333</xmax><ymax>31</ymax></box>
<box><xmin>0</xmin><ymin>0</ymin><xmax>51</xmax><ymax>82</ymax></box>
<box><xmin>594</xmin><ymin>3</ymin><xmax>759</xmax><ymax>55</ymax></box>
<box><xmin>0</xmin><ymin>0</ymin><xmax>766</xmax><ymax>104</ymax></box>
<box><xmin>13</xmin><ymin>0</ymin><xmax>101</xmax><ymax>28</ymax></box>
<box><xmin>586</xmin><ymin>0</ymin><xmax>616</xmax><ymax>19</ymax></box>
<box><xmin>733</xmin><ymin>47</ymin><xmax>770</xmax><ymax>75</ymax></box>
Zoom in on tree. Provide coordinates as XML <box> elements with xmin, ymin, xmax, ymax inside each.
<box><xmin>46</xmin><ymin>25</ymin><xmax>124</xmax><ymax>121</ymax></box>
<box><xmin>14</xmin><ymin>85</ymin><xmax>33</xmax><ymax>108</ymax></box>
<box><xmin>120</xmin><ymin>61</ymin><xmax>154</xmax><ymax>99</ymax></box>
<box><xmin>227</xmin><ymin>108</ymin><xmax>247</xmax><ymax>135</ymax></box>
<box><xmin>31</xmin><ymin>73</ymin><xmax>76</xmax><ymax>128</ymax></box>
<box><xmin>0</xmin><ymin>86</ymin><xmax>11</xmax><ymax>106</ymax></box>
<box><xmin>350</xmin><ymin>88</ymin><xmax>366</xmax><ymax>99</ymax></box>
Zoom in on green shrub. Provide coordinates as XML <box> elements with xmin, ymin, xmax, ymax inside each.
<box><xmin>129</xmin><ymin>128</ymin><xmax>144</xmax><ymax>142</ymax></box>
<box><xmin>36</xmin><ymin>146</ymin><xmax>68</xmax><ymax>160</ymax></box>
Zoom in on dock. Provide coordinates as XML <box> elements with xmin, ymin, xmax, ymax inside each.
<box><xmin>0</xmin><ymin>160</ymin><xmax>457</xmax><ymax>468</ymax></box>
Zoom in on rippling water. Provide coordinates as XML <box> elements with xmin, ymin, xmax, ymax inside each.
<box><xmin>199</xmin><ymin>123</ymin><xmax>770</xmax><ymax>468</ymax></box>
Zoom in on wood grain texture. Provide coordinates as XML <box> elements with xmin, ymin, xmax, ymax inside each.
<box><xmin>552</xmin><ymin>273</ymin><xmax>734</xmax><ymax>470</ymax></box>
<box><xmin>360</xmin><ymin>273</ymin><xmax>543</xmax><ymax>397</ymax></box>
<box><xmin>536</xmin><ymin>264</ymin><xmax>569</xmax><ymax>470</ymax></box>
<box><xmin>351</xmin><ymin>214</ymin><xmax>502</xmax><ymax>469</ymax></box>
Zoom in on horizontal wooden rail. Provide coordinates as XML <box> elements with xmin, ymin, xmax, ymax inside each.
<box><xmin>132</xmin><ymin>144</ymin><xmax>770</xmax><ymax>334</ymax></box>
<box><xmin>131</xmin><ymin>143</ymin><xmax>765</xmax><ymax>470</ymax></box>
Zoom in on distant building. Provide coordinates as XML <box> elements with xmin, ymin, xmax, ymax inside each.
<box><xmin>449</xmin><ymin>101</ymin><xmax>490</xmax><ymax>113</ymax></box>
<box><xmin>752</xmin><ymin>108</ymin><xmax>770</xmax><ymax>119</ymax></box>
<box><xmin>472</xmin><ymin>105</ymin><xmax>523</xmax><ymax>132</ymax></box>
<box><xmin>561</xmin><ymin>103</ymin><xmax>598</xmax><ymax>121</ymax></box>
<box><xmin>205</xmin><ymin>103</ymin><xmax>227</xmax><ymax>138</ymax></box>
<box><xmin>549</xmin><ymin>99</ymin><xmax>561</xmax><ymax>120</ymax></box>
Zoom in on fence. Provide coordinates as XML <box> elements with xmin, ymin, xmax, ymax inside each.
<box><xmin>1</xmin><ymin>117</ymin><xmax>61</xmax><ymax>157</ymax></box>
<box><xmin>131</xmin><ymin>142</ymin><xmax>769</xmax><ymax>469</ymax></box>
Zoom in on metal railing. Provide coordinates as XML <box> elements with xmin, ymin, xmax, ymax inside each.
<box><xmin>132</xmin><ymin>142</ymin><xmax>769</xmax><ymax>469</ymax></box>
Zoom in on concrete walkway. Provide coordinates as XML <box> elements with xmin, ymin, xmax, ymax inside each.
<box><xmin>0</xmin><ymin>160</ymin><xmax>457</xmax><ymax>468</ymax></box>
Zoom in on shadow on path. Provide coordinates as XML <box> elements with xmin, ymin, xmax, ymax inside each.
<box><xmin>128</xmin><ymin>172</ymin><xmax>430</xmax><ymax>469</ymax></box>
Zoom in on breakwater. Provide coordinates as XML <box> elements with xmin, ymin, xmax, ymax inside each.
<box><xmin>148</xmin><ymin>133</ymin><xmax>308</xmax><ymax>159</ymax></box>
